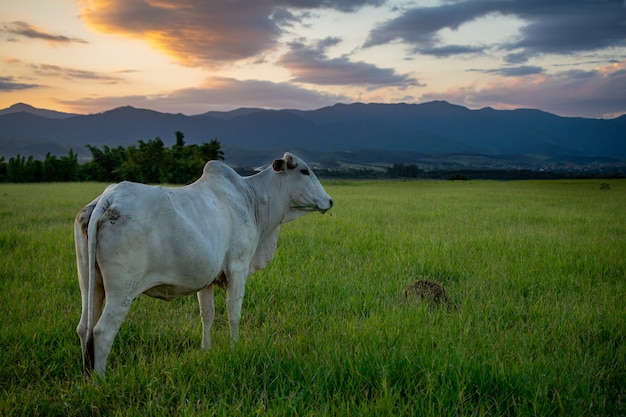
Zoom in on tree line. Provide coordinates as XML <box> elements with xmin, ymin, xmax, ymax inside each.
<box><xmin>318</xmin><ymin>163</ymin><xmax>625</xmax><ymax>180</ymax></box>
<box><xmin>0</xmin><ymin>132</ymin><xmax>224</xmax><ymax>183</ymax></box>
<box><xmin>3</xmin><ymin>140</ymin><xmax>622</xmax><ymax>183</ymax></box>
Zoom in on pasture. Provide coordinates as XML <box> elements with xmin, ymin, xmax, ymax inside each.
<box><xmin>1</xmin><ymin>179</ymin><xmax>624</xmax><ymax>416</ymax></box>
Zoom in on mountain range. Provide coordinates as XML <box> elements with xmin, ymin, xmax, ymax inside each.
<box><xmin>1</xmin><ymin>101</ymin><xmax>624</xmax><ymax>170</ymax></box>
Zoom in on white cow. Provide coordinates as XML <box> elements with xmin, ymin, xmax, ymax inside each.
<box><xmin>75</xmin><ymin>152</ymin><xmax>332</xmax><ymax>377</ymax></box>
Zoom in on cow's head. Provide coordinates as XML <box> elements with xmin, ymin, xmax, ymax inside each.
<box><xmin>272</xmin><ymin>152</ymin><xmax>333</xmax><ymax>221</ymax></box>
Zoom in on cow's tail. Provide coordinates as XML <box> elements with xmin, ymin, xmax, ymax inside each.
<box><xmin>84</xmin><ymin>196</ymin><xmax>111</xmax><ymax>366</ymax></box>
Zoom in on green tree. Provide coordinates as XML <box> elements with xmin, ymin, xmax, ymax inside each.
<box><xmin>42</xmin><ymin>150</ymin><xmax>79</xmax><ymax>181</ymax></box>
<box><xmin>1</xmin><ymin>131</ymin><xmax>224</xmax><ymax>183</ymax></box>
<box><xmin>169</xmin><ymin>136</ymin><xmax>225</xmax><ymax>184</ymax></box>
<box><xmin>7</xmin><ymin>155</ymin><xmax>42</xmax><ymax>182</ymax></box>
<box><xmin>42</xmin><ymin>153</ymin><xmax>57</xmax><ymax>181</ymax></box>
<box><xmin>83</xmin><ymin>145</ymin><xmax>126</xmax><ymax>182</ymax></box>
<box><xmin>198</xmin><ymin>138</ymin><xmax>224</xmax><ymax>162</ymax></box>
<box><xmin>387</xmin><ymin>163</ymin><xmax>421</xmax><ymax>178</ymax></box>
<box><xmin>0</xmin><ymin>157</ymin><xmax>6</xmax><ymax>182</ymax></box>
<box><xmin>170</xmin><ymin>131</ymin><xmax>192</xmax><ymax>184</ymax></box>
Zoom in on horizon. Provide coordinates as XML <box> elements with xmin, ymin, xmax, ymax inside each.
<box><xmin>1</xmin><ymin>1</ymin><xmax>625</xmax><ymax>119</ymax></box>
<box><xmin>2</xmin><ymin>95</ymin><xmax>625</xmax><ymax>175</ymax></box>
<box><xmin>3</xmin><ymin>100</ymin><xmax>625</xmax><ymax>121</ymax></box>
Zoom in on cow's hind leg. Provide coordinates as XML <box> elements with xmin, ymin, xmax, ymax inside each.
<box><xmin>197</xmin><ymin>284</ymin><xmax>215</xmax><ymax>349</ymax></box>
<box><xmin>74</xmin><ymin>211</ymin><xmax>105</xmax><ymax>375</ymax></box>
<box><xmin>77</xmin><ymin>280</ymin><xmax>104</xmax><ymax>374</ymax></box>
<box><xmin>92</xmin><ymin>299</ymin><xmax>132</xmax><ymax>378</ymax></box>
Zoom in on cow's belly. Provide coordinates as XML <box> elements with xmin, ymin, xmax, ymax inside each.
<box><xmin>143</xmin><ymin>284</ymin><xmax>201</xmax><ymax>300</ymax></box>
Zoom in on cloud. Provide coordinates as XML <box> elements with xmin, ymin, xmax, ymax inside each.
<box><xmin>422</xmin><ymin>61</ymin><xmax>626</xmax><ymax>118</ymax></box>
<box><xmin>364</xmin><ymin>0</ymin><xmax>626</xmax><ymax>60</ymax></box>
<box><xmin>78</xmin><ymin>0</ymin><xmax>383</xmax><ymax>67</ymax></box>
<box><xmin>1</xmin><ymin>21</ymin><xmax>88</xmax><ymax>44</ymax></box>
<box><xmin>364</xmin><ymin>1</ymin><xmax>493</xmax><ymax>56</ymax></box>
<box><xmin>29</xmin><ymin>64</ymin><xmax>123</xmax><ymax>83</ymax></box>
<box><xmin>475</xmin><ymin>65</ymin><xmax>545</xmax><ymax>77</ymax></box>
<box><xmin>418</xmin><ymin>44</ymin><xmax>485</xmax><ymax>58</ymax></box>
<box><xmin>58</xmin><ymin>77</ymin><xmax>349</xmax><ymax>114</ymax></box>
<box><xmin>504</xmin><ymin>51</ymin><xmax>532</xmax><ymax>65</ymax></box>
<box><xmin>0</xmin><ymin>76</ymin><xmax>39</xmax><ymax>91</ymax></box>
<box><xmin>3</xmin><ymin>58</ymin><xmax>123</xmax><ymax>87</ymax></box>
<box><xmin>279</xmin><ymin>38</ymin><xmax>421</xmax><ymax>88</ymax></box>
<box><xmin>504</xmin><ymin>1</ymin><xmax>626</xmax><ymax>57</ymax></box>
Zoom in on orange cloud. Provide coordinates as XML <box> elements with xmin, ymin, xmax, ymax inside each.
<box><xmin>595</xmin><ymin>61</ymin><xmax>626</xmax><ymax>77</ymax></box>
<box><xmin>78</xmin><ymin>0</ymin><xmax>282</xmax><ymax>67</ymax></box>
<box><xmin>78</xmin><ymin>0</ymin><xmax>386</xmax><ymax>67</ymax></box>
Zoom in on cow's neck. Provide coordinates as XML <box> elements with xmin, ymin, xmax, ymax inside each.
<box><xmin>245</xmin><ymin>168</ymin><xmax>290</xmax><ymax>236</ymax></box>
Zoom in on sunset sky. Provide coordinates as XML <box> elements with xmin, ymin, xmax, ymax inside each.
<box><xmin>1</xmin><ymin>0</ymin><xmax>625</xmax><ymax>118</ymax></box>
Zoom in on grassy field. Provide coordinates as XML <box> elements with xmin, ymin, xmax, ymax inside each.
<box><xmin>1</xmin><ymin>179</ymin><xmax>624</xmax><ymax>416</ymax></box>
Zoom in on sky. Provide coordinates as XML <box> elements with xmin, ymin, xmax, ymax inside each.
<box><xmin>1</xmin><ymin>0</ymin><xmax>625</xmax><ymax>118</ymax></box>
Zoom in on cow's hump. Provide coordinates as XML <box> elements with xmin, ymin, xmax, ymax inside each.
<box><xmin>201</xmin><ymin>160</ymin><xmax>244</xmax><ymax>187</ymax></box>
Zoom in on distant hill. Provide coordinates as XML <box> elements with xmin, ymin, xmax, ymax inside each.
<box><xmin>0</xmin><ymin>103</ymin><xmax>78</xmax><ymax>119</ymax></box>
<box><xmin>0</xmin><ymin>101</ymin><xmax>624</xmax><ymax>170</ymax></box>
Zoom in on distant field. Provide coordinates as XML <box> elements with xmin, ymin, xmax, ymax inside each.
<box><xmin>1</xmin><ymin>180</ymin><xmax>624</xmax><ymax>416</ymax></box>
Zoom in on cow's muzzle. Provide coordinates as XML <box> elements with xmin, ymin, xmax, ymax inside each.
<box><xmin>318</xmin><ymin>198</ymin><xmax>333</xmax><ymax>214</ymax></box>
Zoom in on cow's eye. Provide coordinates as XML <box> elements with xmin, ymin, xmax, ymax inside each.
<box><xmin>300</xmin><ymin>169</ymin><xmax>310</xmax><ymax>176</ymax></box>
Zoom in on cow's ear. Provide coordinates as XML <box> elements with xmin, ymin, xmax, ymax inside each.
<box><xmin>272</xmin><ymin>158</ymin><xmax>286</xmax><ymax>172</ymax></box>
<box><xmin>285</xmin><ymin>154</ymin><xmax>298</xmax><ymax>170</ymax></box>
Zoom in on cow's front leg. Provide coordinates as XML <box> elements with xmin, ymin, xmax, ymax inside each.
<box><xmin>225</xmin><ymin>272</ymin><xmax>247</xmax><ymax>343</ymax></box>
<box><xmin>197</xmin><ymin>284</ymin><xmax>215</xmax><ymax>350</ymax></box>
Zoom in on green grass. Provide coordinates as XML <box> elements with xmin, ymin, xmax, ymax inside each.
<box><xmin>1</xmin><ymin>180</ymin><xmax>625</xmax><ymax>416</ymax></box>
